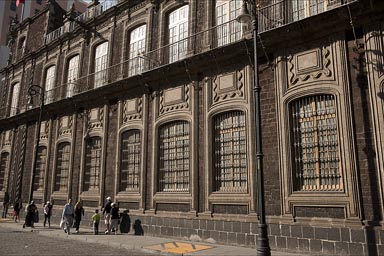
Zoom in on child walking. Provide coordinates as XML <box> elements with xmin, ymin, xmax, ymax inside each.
<box><xmin>92</xmin><ymin>209</ymin><xmax>100</xmax><ymax>235</ymax></box>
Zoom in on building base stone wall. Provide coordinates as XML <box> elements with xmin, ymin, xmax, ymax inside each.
<box><xmin>1</xmin><ymin>205</ymin><xmax>383</xmax><ymax>255</ymax></box>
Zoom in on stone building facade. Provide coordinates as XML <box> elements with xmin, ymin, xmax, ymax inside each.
<box><xmin>1</xmin><ymin>0</ymin><xmax>384</xmax><ymax>254</ymax></box>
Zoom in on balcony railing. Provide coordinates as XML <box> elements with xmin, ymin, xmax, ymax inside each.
<box><xmin>42</xmin><ymin>19</ymin><xmax>246</xmax><ymax>104</ymax></box>
<box><xmin>258</xmin><ymin>0</ymin><xmax>358</xmax><ymax>32</ymax></box>
<box><xmin>44</xmin><ymin>1</ymin><xmax>117</xmax><ymax>44</ymax></box>
<box><xmin>5</xmin><ymin>0</ymin><xmax>359</xmax><ymax>116</ymax></box>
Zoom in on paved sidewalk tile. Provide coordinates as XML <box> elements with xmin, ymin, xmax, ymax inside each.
<box><xmin>0</xmin><ymin>218</ymin><xmax>304</xmax><ymax>255</ymax></box>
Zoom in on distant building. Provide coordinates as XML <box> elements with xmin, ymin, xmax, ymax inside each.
<box><xmin>1</xmin><ymin>0</ymin><xmax>384</xmax><ymax>255</ymax></box>
<box><xmin>0</xmin><ymin>0</ymin><xmax>88</xmax><ymax>70</ymax></box>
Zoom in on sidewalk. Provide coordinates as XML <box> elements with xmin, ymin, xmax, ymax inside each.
<box><xmin>0</xmin><ymin>218</ymin><xmax>303</xmax><ymax>255</ymax></box>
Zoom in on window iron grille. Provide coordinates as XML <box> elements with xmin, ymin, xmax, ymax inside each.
<box><xmin>120</xmin><ymin>130</ymin><xmax>141</xmax><ymax>192</ymax></box>
<box><xmin>84</xmin><ymin>137</ymin><xmax>101</xmax><ymax>191</ymax></box>
<box><xmin>54</xmin><ymin>142</ymin><xmax>70</xmax><ymax>192</ymax></box>
<box><xmin>291</xmin><ymin>94</ymin><xmax>343</xmax><ymax>192</ymax></box>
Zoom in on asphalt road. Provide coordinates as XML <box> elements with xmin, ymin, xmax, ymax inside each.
<box><xmin>0</xmin><ymin>225</ymin><xmax>150</xmax><ymax>256</ymax></box>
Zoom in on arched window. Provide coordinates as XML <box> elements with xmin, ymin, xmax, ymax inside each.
<box><xmin>33</xmin><ymin>146</ymin><xmax>47</xmax><ymax>191</ymax></box>
<box><xmin>84</xmin><ymin>137</ymin><xmax>102</xmax><ymax>191</ymax></box>
<box><xmin>291</xmin><ymin>0</ymin><xmax>327</xmax><ymax>21</ymax></box>
<box><xmin>290</xmin><ymin>94</ymin><xmax>342</xmax><ymax>191</ymax></box>
<box><xmin>0</xmin><ymin>152</ymin><xmax>10</xmax><ymax>191</ymax></box>
<box><xmin>120</xmin><ymin>130</ymin><xmax>141</xmax><ymax>192</ymax></box>
<box><xmin>10</xmin><ymin>82</ymin><xmax>20</xmax><ymax>116</ymax></box>
<box><xmin>94</xmin><ymin>42</ymin><xmax>109</xmax><ymax>88</ymax></box>
<box><xmin>66</xmin><ymin>55</ymin><xmax>79</xmax><ymax>97</ymax></box>
<box><xmin>158</xmin><ymin>121</ymin><xmax>190</xmax><ymax>192</ymax></box>
<box><xmin>128</xmin><ymin>25</ymin><xmax>146</xmax><ymax>76</ymax></box>
<box><xmin>215</xmin><ymin>0</ymin><xmax>242</xmax><ymax>47</ymax></box>
<box><xmin>54</xmin><ymin>142</ymin><xmax>70</xmax><ymax>192</ymax></box>
<box><xmin>213</xmin><ymin>111</ymin><xmax>247</xmax><ymax>192</ymax></box>
<box><xmin>168</xmin><ymin>5</ymin><xmax>189</xmax><ymax>63</ymax></box>
<box><xmin>45</xmin><ymin>66</ymin><xmax>56</xmax><ymax>104</ymax></box>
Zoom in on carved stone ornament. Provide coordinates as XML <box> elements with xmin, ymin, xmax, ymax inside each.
<box><xmin>2</xmin><ymin>131</ymin><xmax>12</xmax><ymax>148</ymax></box>
<box><xmin>288</xmin><ymin>45</ymin><xmax>333</xmax><ymax>87</ymax></box>
<box><xmin>58</xmin><ymin>116</ymin><xmax>73</xmax><ymax>137</ymax></box>
<box><xmin>123</xmin><ymin>98</ymin><xmax>142</xmax><ymax>123</ymax></box>
<box><xmin>159</xmin><ymin>84</ymin><xmax>190</xmax><ymax>115</ymax></box>
<box><xmin>212</xmin><ymin>70</ymin><xmax>244</xmax><ymax>103</ymax></box>
<box><xmin>86</xmin><ymin>108</ymin><xmax>104</xmax><ymax>131</ymax></box>
<box><xmin>39</xmin><ymin>121</ymin><xmax>50</xmax><ymax>141</ymax></box>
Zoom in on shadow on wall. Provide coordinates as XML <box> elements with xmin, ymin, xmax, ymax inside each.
<box><xmin>119</xmin><ymin>210</ymin><xmax>131</xmax><ymax>233</ymax></box>
<box><xmin>133</xmin><ymin>219</ymin><xmax>144</xmax><ymax>236</ymax></box>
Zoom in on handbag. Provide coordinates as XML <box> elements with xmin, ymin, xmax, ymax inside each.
<box><xmin>60</xmin><ymin>219</ymin><xmax>65</xmax><ymax>228</ymax></box>
<box><xmin>33</xmin><ymin>210</ymin><xmax>39</xmax><ymax>223</ymax></box>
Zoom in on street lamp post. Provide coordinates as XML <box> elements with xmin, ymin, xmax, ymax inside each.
<box><xmin>27</xmin><ymin>84</ymin><xmax>45</xmax><ymax>203</ymax></box>
<box><xmin>237</xmin><ymin>1</ymin><xmax>271</xmax><ymax>255</ymax></box>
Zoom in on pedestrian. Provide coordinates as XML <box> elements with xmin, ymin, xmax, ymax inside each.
<box><xmin>91</xmin><ymin>209</ymin><xmax>100</xmax><ymax>235</ymax></box>
<box><xmin>61</xmin><ymin>199</ymin><xmax>74</xmax><ymax>235</ymax></box>
<box><xmin>13</xmin><ymin>199</ymin><xmax>22</xmax><ymax>222</ymax></box>
<box><xmin>110</xmin><ymin>202</ymin><xmax>120</xmax><ymax>235</ymax></box>
<box><xmin>73</xmin><ymin>201</ymin><xmax>84</xmax><ymax>234</ymax></box>
<box><xmin>102</xmin><ymin>196</ymin><xmax>112</xmax><ymax>234</ymax></box>
<box><xmin>2</xmin><ymin>191</ymin><xmax>10</xmax><ymax>218</ymax></box>
<box><xmin>23</xmin><ymin>201</ymin><xmax>37</xmax><ymax>228</ymax></box>
<box><xmin>43</xmin><ymin>201</ymin><xmax>53</xmax><ymax>227</ymax></box>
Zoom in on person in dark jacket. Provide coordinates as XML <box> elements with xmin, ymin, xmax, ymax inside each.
<box><xmin>2</xmin><ymin>191</ymin><xmax>10</xmax><ymax>218</ymax></box>
<box><xmin>102</xmin><ymin>197</ymin><xmax>112</xmax><ymax>234</ymax></box>
<box><xmin>110</xmin><ymin>202</ymin><xmax>120</xmax><ymax>235</ymax></box>
<box><xmin>23</xmin><ymin>201</ymin><xmax>37</xmax><ymax>228</ymax></box>
<box><xmin>43</xmin><ymin>201</ymin><xmax>53</xmax><ymax>227</ymax></box>
<box><xmin>73</xmin><ymin>201</ymin><xmax>84</xmax><ymax>233</ymax></box>
<box><xmin>13</xmin><ymin>199</ymin><xmax>22</xmax><ymax>222</ymax></box>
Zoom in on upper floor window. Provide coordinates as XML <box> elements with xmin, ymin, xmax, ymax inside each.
<box><xmin>94</xmin><ymin>42</ymin><xmax>109</xmax><ymax>88</ymax></box>
<box><xmin>84</xmin><ymin>136</ymin><xmax>102</xmax><ymax>191</ymax></box>
<box><xmin>10</xmin><ymin>0</ymin><xmax>16</xmax><ymax>11</ymax></box>
<box><xmin>158</xmin><ymin>121</ymin><xmax>190</xmax><ymax>192</ymax></box>
<box><xmin>44</xmin><ymin>66</ymin><xmax>56</xmax><ymax>104</ymax></box>
<box><xmin>215</xmin><ymin>0</ymin><xmax>242</xmax><ymax>47</ymax></box>
<box><xmin>17</xmin><ymin>37</ymin><xmax>26</xmax><ymax>57</ymax></box>
<box><xmin>54</xmin><ymin>142</ymin><xmax>70</xmax><ymax>192</ymax></box>
<box><xmin>213</xmin><ymin>111</ymin><xmax>247</xmax><ymax>193</ymax></box>
<box><xmin>290</xmin><ymin>95</ymin><xmax>342</xmax><ymax>192</ymax></box>
<box><xmin>66</xmin><ymin>55</ymin><xmax>80</xmax><ymax>97</ymax></box>
<box><xmin>168</xmin><ymin>5</ymin><xmax>189</xmax><ymax>63</ymax></box>
<box><xmin>128</xmin><ymin>25</ymin><xmax>146</xmax><ymax>76</ymax></box>
<box><xmin>0</xmin><ymin>152</ymin><xmax>10</xmax><ymax>191</ymax></box>
<box><xmin>291</xmin><ymin>0</ymin><xmax>326</xmax><ymax>21</ymax></box>
<box><xmin>10</xmin><ymin>83</ymin><xmax>20</xmax><ymax>116</ymax></box>
<box><xmin>33</xmin><ymin>146</ymin><xmax>47</xmax><ymax>191</ymax></box>
<box><xmin>120</xmin><ymin>130</ymin><xmax>141</xmax><ymax>192</ymax></box>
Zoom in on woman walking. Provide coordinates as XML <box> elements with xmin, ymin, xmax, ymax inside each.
<box><xmin>110</xmin><ymin>202</ymin><xmax>120</xmax><ymax>235</ymax></box>
<box><xmin>61</xmin><ymin>199</ymin><xmax>74</xmax><ymax>234</ymax></box>
<box><xmin>23</xmin><ymin>201</ymin><xmax>37</xmax><ymax>228</ymax></box>
<box><xmin>73</xmin><ymin>201</ymin><xmax>84</xmax><ymax>234</ymax></box>
<box><xmin>13</xmin><ymin>199</ymin><xmax>22</xmax><ymax>222</ymax></box>
<box><xmin>43</xmin><ymin>201</ymin><xmax>53</xmax><ymax>227</ymax></box>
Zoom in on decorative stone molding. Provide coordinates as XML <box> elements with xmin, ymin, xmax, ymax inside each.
<box><xmin>123</xmin><ymin>98</ymin><xmax>142</xmax><ymax>123</ymax></box>
<box><xmin>39</xmin><ymin>121</ymin><xmax>50</xmax><ymax>142</ymax></box>
<box><xmin>287</xmin><ymin>45</ymin><xmax>333</xmax><ymax>88</ymax></box>
<box><xmin>212</xmin><ymin>70</ymin><xmax>244</xmax><ymax>104</ymax></box>
<box><xmin>86</xmin><ymin>107</ymin><xmax>104</xmax><ymax>132</ymax></box>
<box><xmin>58</xmin><ymin>116</ymin><xmax>73</xmax><ymax>138</ymax></box>
<box><xmin>158</xmin><ymin>84</ymin><xmax>190</xmax><ymax>116</ymax></box>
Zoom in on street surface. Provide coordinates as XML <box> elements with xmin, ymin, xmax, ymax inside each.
<box><xmin>0</xmin><ymin>225</ymin><xmax>150</xmax><ymax>256</ymax></box>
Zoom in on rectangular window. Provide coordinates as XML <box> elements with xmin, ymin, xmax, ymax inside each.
<box><xmin>159</xmin><ymin>121</ymin><xmax>190</xmax><ymax>192</ymax></box>
<box><xmin>45</xmin><ymin>66</ymin><xmax>56</xmax><ymax>104</ymax></box>
<box><xmin>0</xmin><ymin>153</ymin><xmax>10</xmax><ymax>191</ymax></box>
<box><xmin>33</xmin><ymin>147</ymin><xmax>47</xmax><ymax>191</ymax></box>
<box><xmin>120</xmin><ymin>130</ymin><xmax>141</xmax><ymax>192</ymax></box>
<box><xmin>66</xmin><ymin>55</ymin><xmax>80</xmax><ymax>97</ymax></box>
<box><xmin>10</xmin><ymin>83</ymin><xmax>20</xmax><ymax>116</ymax></box>
<box><xmin>214</xmin><ymin>111</ymin><xmax>247</xmax><ymax>192</ymax></box>
<box><xmin>54</xmin><ymin>143</ymin><xmax>70</xmax><ymax>192</ymax></box>
<box><xmin>291</xmin><ymin>95</ymin><xmax>342</xmax><ymax>191</ymax></box>
<box><xmin>128</xmin><ymin>25</ymin><xmax>146</xmax><ymax>76</ymax></box>
<box><xmin>10</xmin><ymin>0</ymin><xmax>16</xmax><ymax>11</ymax></box>
<box><xmin>168</xmin><ymin>5</ymin><xmax>189</xmax><ymax>63</ymax></box>
<box><xmin>94</xmin><ymin>42</ymin><xmax>109</xmax><ymax>88</ymax></box>
<box><xmin>215</xmin><ymin>0</ymin><xmax>242</xmax><ymax>47</ymax></box>
<box><xmin>291</xmin><ymin>0</ymin><xmax>327</xmax><ymax>21</ymax></box>
<box><xmin>84</xmin><ymin>137</ymin><xmax>101</xmax><ymax>191</ymax></box>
